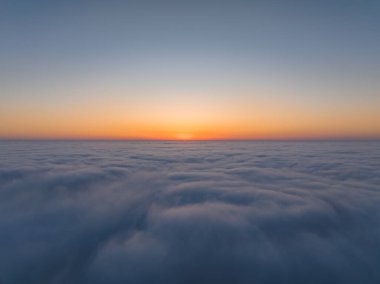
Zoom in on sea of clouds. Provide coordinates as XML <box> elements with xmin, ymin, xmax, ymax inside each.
<box><xmin>0</xmin><ymin>141</ymin><xmax>380</xmax><ymax>284</ymax></box>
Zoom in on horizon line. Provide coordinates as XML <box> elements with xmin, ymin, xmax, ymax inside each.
<box><xmin>1</xmin><ymin>137</ymin><xmax>380</xmax><ymax>142</ymax></box>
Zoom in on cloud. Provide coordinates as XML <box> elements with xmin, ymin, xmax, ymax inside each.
<box><xmin>0</xmin><ymin>141</ymin><xmax>379</xmax><ymax>284</ymax></box>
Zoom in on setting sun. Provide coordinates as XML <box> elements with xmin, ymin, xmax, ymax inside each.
<box><xmin>175</xmin><ymin>133</ymin><xmax>193</xmax><ymax>141</ymax></box>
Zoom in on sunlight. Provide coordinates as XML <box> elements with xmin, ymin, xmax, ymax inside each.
<box><xmin>175</xmin><ymin>133</ymin><xmax>193</xmax><ymax>141</ymax></box>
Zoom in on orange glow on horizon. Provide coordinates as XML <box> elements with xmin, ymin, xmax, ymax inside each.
<box><xmin>1</xmin><ymin>90</ymin><xmax>379</xmax><ymax>141</ymax></box>
<box><xmin>175</xmin><ymin>133</ymin><xmax>194</xmax><ymax>140</ymax></box>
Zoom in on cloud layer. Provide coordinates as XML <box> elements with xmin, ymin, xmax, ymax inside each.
<box><xmin>0</xmin><ymin>141</ymin><xmax>380</xmax><ymax>284</ymax></box>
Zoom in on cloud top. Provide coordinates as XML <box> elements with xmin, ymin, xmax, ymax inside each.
<box><xmin>0</xmin><ymin>141</ymin><xmax>380</xmax><ymax>284</ymax></box>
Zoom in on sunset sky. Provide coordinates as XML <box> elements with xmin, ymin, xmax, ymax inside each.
<box><xmin>1</xmin><ymin>0</ymin><xmax>379</xmax><ymax>140</ymax></box>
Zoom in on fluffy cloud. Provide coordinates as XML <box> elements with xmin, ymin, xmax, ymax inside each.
<box><xmin>0</xmin><ymin>141</ymin><xmax>379</xmax><ymax>284</ymax></box>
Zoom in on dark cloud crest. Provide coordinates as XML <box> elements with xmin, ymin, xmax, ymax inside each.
<box><xmin>0</xmin><ymin>141</ymin><xmax>380</xmax><ymax>284</ymax></box>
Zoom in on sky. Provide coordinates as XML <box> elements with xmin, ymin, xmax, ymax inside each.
<box><xmin>0</xmin><ymin>0</ymin><xmax>379</xmax><ymax>140</ymax></box>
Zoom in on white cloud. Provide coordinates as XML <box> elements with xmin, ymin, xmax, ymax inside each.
<box><xmin>0</xmin><ymin>141</ymin><xmax>379</xmax><ymax>284</ymax></box>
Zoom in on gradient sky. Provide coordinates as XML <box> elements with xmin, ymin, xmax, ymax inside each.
<box><xmin>0</xmin><ymin>0</ymin><xmax>379</xmax><ymax>140</ymax></box>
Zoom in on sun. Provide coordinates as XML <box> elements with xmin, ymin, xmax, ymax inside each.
<box><xmin>175</xmin><ymin>133</ymin><xmax>193</xmax><ymax>141</ymax></box>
